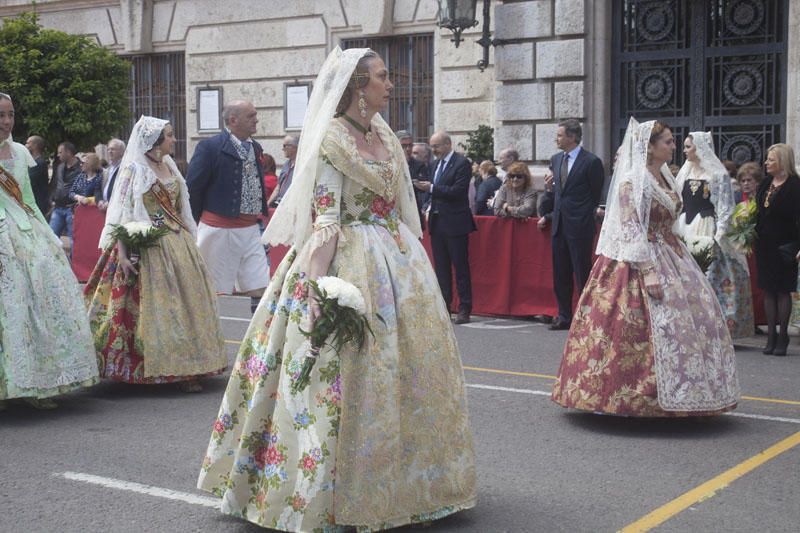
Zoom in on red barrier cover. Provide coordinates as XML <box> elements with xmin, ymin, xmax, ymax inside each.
<box><xmin>71</xmin><ymin>204</ymin><xmax>105</xmax><ymax>282</ymax></box>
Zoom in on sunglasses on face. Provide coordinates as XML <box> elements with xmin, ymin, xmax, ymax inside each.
<box><xmin>508</xmin><ymin>174</ymin><xmax>526</xmax><ymax>180</ymax></box>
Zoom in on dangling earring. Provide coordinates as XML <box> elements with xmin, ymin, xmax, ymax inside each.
<box><xmin>155</xmin><ymin>149</ymin><xmax>162</xmax><ymax>160</ymax></box>
<box><xmin>358</xmin><ymin>90</ymin><xmax>367</xmax><ymax>118</ymax></box>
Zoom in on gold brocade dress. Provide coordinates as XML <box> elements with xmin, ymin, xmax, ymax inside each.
<box><xmin>84</xmin><ymin>176</ymin><xmax>226</xmax><ymax>383</ymax></box>
<box><xmin>198</xmin><ymin>120</ymin><xmax>476</xmax><ymax>532</ymax></box>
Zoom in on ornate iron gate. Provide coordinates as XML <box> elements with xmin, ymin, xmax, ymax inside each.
<box><xmin>611</xmin><ymin>0</ymin><xmax>788</xmax><ymax>166</ymax></box>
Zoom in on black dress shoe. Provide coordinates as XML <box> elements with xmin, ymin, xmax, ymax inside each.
<box><xmin>763</xmin><ymin>332</ymin><xmax>777</xmax><ymax>355</ymax></box>
<box><xmin>548</xmin><ymin>320</ymin><xmax>571</xmax><ymax>331</ymax></box>
<box><xmin>454</xmin><ymin>310</ymin><xmax>471</xmax><ymax>324</ymax></box>
<box><xmin>773</xmin><ymin>333</ymin><xmax>789</xmax><ymax>356</ymax></box>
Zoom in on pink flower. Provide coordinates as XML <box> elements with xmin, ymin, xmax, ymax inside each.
<box><xmin>302</xmin><ymin>455</ymin><xmax>316</xmax><ymax>471</ymax></box>
<box><xmin>318</xmin><ymin>195</ymin><xmax>332</xmax><ymax>208</ymax></box>
<box><xmin>254</xmin><ymin>447</ymin><xmax>269</xmax><ymax>469</ymax></box>
<box><xmin>267</xmin><ymin>446</ymin><xmax>283</xmax><ymax>465</ymax></box>
<box><xmin>213</xmin><ymin>420</ymin><xmax>224</xmax><ymax>433</ymax></box>
<box><xmin>370</xmin><ymin>197</ymin><xmax>393</xmax><ymax>217</ymax></box>
<box><xmin>292</xmin><ymin>281</ymin><xmax>305</xmax><ymax>300</ymax></box>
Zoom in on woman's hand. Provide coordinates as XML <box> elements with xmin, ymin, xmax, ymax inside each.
<box><xmin>643</xmin><ymin>271</ymin><xmax>663</xmax><ymax>300</ymax></box>
<box><xmin>75</xmin><ymin>195</ymin><xmax>86</xmax><ymax>205</ymax></box>
<box><xmin>307</xmin><ymin>287</ymin><xmax>321</xmax><ymax>328</ymax></box>
<box><xmin>116</xmin><ymin>243</ymin><xmax>137</xmax><ymax>283</ymax></box>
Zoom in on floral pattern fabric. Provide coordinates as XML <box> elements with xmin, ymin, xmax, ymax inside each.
<box><xmin>198</xmin><ymin>123</ymin><xmax>476</xmax><ymax>531</ymax></box>
<box><xmin>553</xmin><ymin>179</ymin><xmax>739</xmax><ymax>416</ymax></box>
<box><xmin>0</xmin><ymin>152</ymin><xmax>98</xmax><ymax>399</ymax></box>
<box><xmin>84</xmin><ymin>177</ymin><xmax>226</xmax><ymax>382</ymax></box>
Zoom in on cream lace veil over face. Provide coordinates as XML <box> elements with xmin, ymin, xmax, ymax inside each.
<box><xmin>100</xmin><ymin>115</ymin><xmax>197</xmax><ymax>248</ymax></box>
<box><xmin>261</xmin><ymin>46</ymin><xmax>421</xmax><ymax>248</ymax></box>
<box><xmin>596</xmin><ymin>118</ymin><xmax>678</xmax><ymax>263</ymax></box>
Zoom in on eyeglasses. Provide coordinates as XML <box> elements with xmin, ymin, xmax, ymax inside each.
<box><xmin>400</xmin><ymin>143</ymin><xmax>413</xmax><ymax>148</ymax></box>
<box><xmin>508</xmin><ymin>174</ymin><xmax>526</xmax><ymax>180</ymax></box>
<box><xmin>282</xmin><ymin>144</ymin><xmax>295</xmax><ymax>148</ymax></box>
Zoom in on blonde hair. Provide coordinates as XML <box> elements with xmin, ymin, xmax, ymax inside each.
<box><xmin>766</xmin><ymin>143</ymin><xmax>799</xmax><ymax>179</ymax></box>
<box><xmin>479</xmin><ymin>160</ymin><xmax>497</xmax><ymax>176</ymax></box>
<box><xmin>82</xmin><ymin>153</ymin><xmax>102</xmax><ymax>174</ymax></box>
<box><xmin>736</xmin><ymin>161</ymin><xmax>764</xmax><ymax>184</ymax></box>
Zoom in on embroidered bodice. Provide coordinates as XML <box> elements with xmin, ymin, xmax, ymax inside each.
<box><xmin>142</xmin><ymin>177</ymin><xmax>183</xmax><ymax>231</ymax></box>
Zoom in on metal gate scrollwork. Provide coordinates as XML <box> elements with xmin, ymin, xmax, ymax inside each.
<box><xmin>612</xmin><ymin>0</ymin><xmax>788</xmax><ymax>167</ymax></box>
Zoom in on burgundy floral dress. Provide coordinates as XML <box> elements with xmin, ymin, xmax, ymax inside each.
<box><xmin>552</xmin><ymin>177</ymin><xmax>739</xmax><ymax>417</ymax></box>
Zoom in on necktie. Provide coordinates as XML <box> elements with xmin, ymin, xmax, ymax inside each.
<box><xmin>560</xmin><ymin>152</ymin><xmax>569</xmax><ymax>190</ymax></box>
<box><xmin>241</xmin><ymin>140</ymin><xmax>252</xmax><ymax>153</ymax></box>
<box><xmin>434</xmin><ymin>159</ymin><xmax>445</xmax><ymax>184</ymax></box>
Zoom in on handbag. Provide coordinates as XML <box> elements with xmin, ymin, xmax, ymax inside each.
<box><xmin>777</xmin><ymin>240</ymin><xmax>800</xmax><ymax>264</ymax></box>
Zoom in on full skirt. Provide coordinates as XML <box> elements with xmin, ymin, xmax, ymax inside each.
<box><xmin>676</xmin><ymin>213</ymin><xmax>754</xmax><ymax>338</ymax></box>
<box><xmin>552</xmin><ymin>242</ymin><xmax>739</xmax><ymax>416</ymax></box>
<box><xmin>0</xmin><ymin>216</ymin><xmax>98</xmax><ymax>399</ymax></box>
<box><xmin>84</xmin><ymin>229</ymin><xmax>226</xmax><ymax>383</ymax></box>
<box><xmin>198</xmin><ymin>222</ymin><xmax>476</xmax><ymax>532</ymax></box>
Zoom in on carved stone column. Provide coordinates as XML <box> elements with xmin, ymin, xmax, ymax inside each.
<box><xmin>122</xmin><ymin>0</ymin><xmax>154</xmax><ymax>53</ymax></box>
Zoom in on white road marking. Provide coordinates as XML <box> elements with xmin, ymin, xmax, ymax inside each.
<box><xmin>219</xmin><ymin>316</ymin><xmax>251</xmax><ymax>323</ymax></box>
<box><xmin>56</xmin><ymin>472</ymin><xmax>220</xmax><ymax>509</ymax></box>
<box><xmin>465</xmin><ymin>384</ymin><xmax>800</xmax><ymax>425</ymax></box>
<box><xmin>466</xmin><ymin>383</ymin><xmax>551</xmax><ymax>396</ymax></box>
<box><xmin>460</xmin><ymin>322</ymin><xmax>531</xmax><ymax>330</ymax></box>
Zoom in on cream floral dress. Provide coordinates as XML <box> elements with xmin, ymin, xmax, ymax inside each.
<box><xmin>198</xmin><ymin>119</ymin><xmax>477</xmax><ymax>531</ymax></box>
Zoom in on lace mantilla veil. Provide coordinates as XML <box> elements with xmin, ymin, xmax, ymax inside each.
<box><xmin>674</xmin><ymin>131</ymin><xmax>735</xmax><ymax>241</ymax></box>
<box><xmin>99</xmin><ymin>115</ymin><xmax>196</xmax><ymax>248</ymax></box>
<box><xmin>262</xmin><ymin>46</ymin><xmax>421</xmax><ymax>248</ymax></box>
<box><xmin>596</xmin><ymin>118</ymin><xmax>677</xmax><ymax>263</ymax></box>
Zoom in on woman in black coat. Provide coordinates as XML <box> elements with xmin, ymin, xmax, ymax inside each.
<box><xmin>754</xmin><ymin>143</ymin><xmax>800</xmax><ymax>355</ymax></box>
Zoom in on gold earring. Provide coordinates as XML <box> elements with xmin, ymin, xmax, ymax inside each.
<box><xmin>155</xmin><ymin>149</ymin><xmax>162</xmax><ymax>159</ymax></box>
<box><xmin>358</xmin><ymin>90</ymin><xmax>367</xmax><ymax>118</ymax></box>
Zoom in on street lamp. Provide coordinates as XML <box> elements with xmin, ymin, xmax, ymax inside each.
<box><xmin>436</xmin><ymin>0</ymin><xmax>508</xmax><ymax>72</ymax></box>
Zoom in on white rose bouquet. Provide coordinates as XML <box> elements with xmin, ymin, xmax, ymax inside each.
<box><xmin>686</xmin><ymin>235</ymin><xmax>715</xmax><ymax>274</ymax></box>
<box><xmin>109</xmin><ymin>221</ymin><xmax>171</xmax><ymax>284</ymax></box>
<box><xmin>292</xmin><ymin>276</ymin><xmax>377</xmax><ymax>393</ymax></box>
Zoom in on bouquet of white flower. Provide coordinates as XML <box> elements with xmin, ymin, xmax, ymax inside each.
<box><xmin>292</xmin><ymin>276</ymin><xmax>376</xmax><ymax>394</ymax></box>
<box><xmin>686</xmin><ymin>236</ymin><xmax>715</xmax><ymax>274</ymax></box>
<box><xmin>109</xmin><ymin>221</ymin><xmax>171</xmax><ymax>284</ymax></box>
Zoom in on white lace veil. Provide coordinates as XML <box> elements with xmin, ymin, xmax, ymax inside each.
<box><xmin>262</xmin><ymin>47</ymin><xmax>367</xmax><ymax>247</ymax></box>
<box><xmin>261</xmin><ymin>47</ymin><xmax>422</xmax><ymax>248</ymax></box>
<box><xmin>100</xmin><ymin>115</ymin><xmax>197</xmax><ymax>248</ymax></box>
<box><xmin>596</xmin><ymin>118</ymin><xmax>675</xmax><ymax>263</ymax></box>
<box><xmin>674</xmin><ymin>131</ymin><xmax>735</xmax><ymax>240</ymax></box>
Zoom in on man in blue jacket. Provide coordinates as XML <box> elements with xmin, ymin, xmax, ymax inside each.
<box><xmin>187</xmin><ymin>100</ymin><xmax>269</xmax><ymax>312</ymax></box>
<box><xmin>538</xmin><ymin>119</ymin><xmax>604</xmax><ymax>330</ymax></box>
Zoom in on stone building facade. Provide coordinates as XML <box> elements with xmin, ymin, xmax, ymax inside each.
<box><xmin>1</xmin><ymin>0</ymin><xmax>798</xmax><ymax>175</ymax></box>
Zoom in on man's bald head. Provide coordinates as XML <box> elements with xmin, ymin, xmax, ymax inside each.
<box><xmin>223</xmin><ymin>99</ymin><xmax>258</xmax><ymax>139</ymax></box>
<box><xmin>429</xmin><ymin>131</ymin><xmax>452</xmax><ymax>159</ymax></box>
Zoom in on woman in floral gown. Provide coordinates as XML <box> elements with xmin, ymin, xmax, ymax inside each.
<box><xmin>84</xmin><ymin>116</ymin><xmax>226</xmax><ymax>391</ymax></box>
<box><xmin>0</xmin><ymin>92</ymin><xmax>98</xmax><ymax>409</ymax></box>
<box><xmin>674</xmin><ymin>132</ymin><xmax>754</xmax><ymax>338</ymax></box>
<box><xmin>552</xmin><ymin>119</ymin><xmax>739</xmax><ymax>417</ymax></box>
<box><xmin>198</xmin><ymin>48</ymin><xmax>476</xmax><ymax>531</ymax></box>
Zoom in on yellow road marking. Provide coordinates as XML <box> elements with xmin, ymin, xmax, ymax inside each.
<box><xmin>619</xmin><ymin>431</ymin><xmax>800</xmax><ymax>533</ymax></box>
<box><xmin>462</xmin><ymin>365</ymin><xmax>556</xmax><ymax>380</ymax></box>
<box><xmin>223</xmin><ymin>340</ymin><xmax>800</xmax><ymax>406</ymax></box>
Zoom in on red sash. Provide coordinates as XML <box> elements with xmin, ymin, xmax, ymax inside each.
<box><xmin>149</xmin><ymin>181</ymin><xmax>190</xmax><ymax>232</ymax></box>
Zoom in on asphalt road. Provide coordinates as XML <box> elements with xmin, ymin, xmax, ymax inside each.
<box><xmin>1</xmin><ymin>295</ymin><xmax>798</xmax><ymax>533</ymax></box>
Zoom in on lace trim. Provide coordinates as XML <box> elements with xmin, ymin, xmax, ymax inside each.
<box><xmin>308</xmin><ymin>223</ymin><xmax>345</xmax><ymax>252</ymax></box>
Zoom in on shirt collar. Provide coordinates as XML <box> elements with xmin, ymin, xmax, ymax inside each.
<box><xmin>439</xmin><ymin>150</ymin><xmax>454</xmax><ymax>166</ymax></box>
<box><xmin>226</xmin><ymin>127</ymin><xmax>252</xmax><ymax>147</ymax></box>
<box><xmin>566</xmin><ymin>145</ymin><xmax>582</xmax><ymax>160</ymax></box>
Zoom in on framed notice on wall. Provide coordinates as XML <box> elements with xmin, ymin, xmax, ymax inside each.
<box><xmin>197</xmin><ymin>87</ymin><xmax>223</xmax><ymax>132</ymax></box>
<box><xmin>285</xmin><ymin>82</ymin><xmax>311</xmax><ymax>130</ymax></box>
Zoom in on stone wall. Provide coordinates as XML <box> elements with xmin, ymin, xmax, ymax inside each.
<box><xmin>0</xmin><ymin>0</ymin><xmax>497</xmax><ymax>162</ymax></box>
<box><xmin>493</xmin><ymin>0</ymin><xmax>594</xmax><ymax>171</ymax></box>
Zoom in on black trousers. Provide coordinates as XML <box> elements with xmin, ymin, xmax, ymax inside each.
<box><xmin>431</xmin><ymin>229</ymin><xmax>472</xmax><ymax>313</ymax></box>
<box><xmin>551</xmin><ymin>234</ymin><xmax>593</xmax><ymax>322</ymax></box>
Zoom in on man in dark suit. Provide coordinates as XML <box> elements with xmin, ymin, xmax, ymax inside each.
<box><xmin>95</xmin><ymin>137</ymin><xmax>125</xmax><ymax>212</ymax></box>
<box><xmin>25</xmin><ymin>135</ymin><xmax>50</xmax><ymax>217</ymax></box>
<box><xmin>538</xmin><ymin>119</ymin><xmax>604</xmax><ymax>330</ymax></box>
<box><xmin>187</xmin><ymin>99</ymin><xmax>269</xmax><ymax>313</ymax></box>
<box><xmin>396</xmin><ymin>130</ymin><xmax>431</xmax><ymax>228</ymax></box>
<box><xmin>414</xmin><ymin>131</ymin><xmax>476</xmax><ymax>324</ymax></box>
